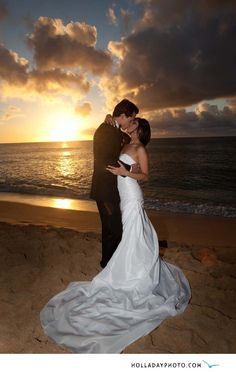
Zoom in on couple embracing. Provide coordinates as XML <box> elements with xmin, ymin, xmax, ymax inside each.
<box><xmin>40</xmin><ymin>99</ymin><xmax>191</xmax><ymax>354</ymax></box>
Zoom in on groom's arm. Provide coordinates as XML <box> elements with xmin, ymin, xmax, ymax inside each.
<box><xmin>93</xmin><ymin>124</ymin><xmax>118</xmax><ymax>164</ymax></box>
<box><xmin>94</xmin><ymin>124</ymin><xmax>138</xmax><ymax>177</ymax></box>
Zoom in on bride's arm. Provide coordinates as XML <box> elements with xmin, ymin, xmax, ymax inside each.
<box><xmin>106</xmin><ymin>147</ymin><xmax>149</xmax><ymax>181</ymax></box>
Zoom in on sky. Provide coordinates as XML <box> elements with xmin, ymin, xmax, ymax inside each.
<box><xmin>0</xmin><ymin>0</ymin><xmax>236</xmax><ymax>143</ymax></box>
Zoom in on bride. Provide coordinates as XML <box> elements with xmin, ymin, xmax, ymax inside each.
<box><xmin>40</xmin><ymin>117</ymin><xmax>191</xmax><ymax>354</ymax></box>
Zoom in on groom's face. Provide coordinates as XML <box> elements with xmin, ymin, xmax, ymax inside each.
<box><xmin>119</xmin><ymin>112</ymin><xmax>136</xmax><ymax>130</ymax></box>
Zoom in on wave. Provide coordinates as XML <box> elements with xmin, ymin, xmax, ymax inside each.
<box><xmin>0</xmin><ymin>182</ymin><xmax>85</xmax><ymax>199</ymax></box>
<box><xmin>144</xmin><ymin>199</ymin><xmax>236</xmax><ymax>218</ymax></box>
<box><xmin>0</xmin><ymin>183</ymin><xmax>235</xmax><ymax>218</ymax></box>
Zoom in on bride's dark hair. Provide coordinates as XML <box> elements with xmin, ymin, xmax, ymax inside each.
<box><xmin>136</xmin><ymin>118</ymin><xmax>151</xmax><ymax>146</ymax></box>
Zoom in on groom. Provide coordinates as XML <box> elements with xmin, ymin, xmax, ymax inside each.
<box><xmin>90</xmin><ymin>99</ymin><xmax>139</xmax><ymax>268</ymax></box>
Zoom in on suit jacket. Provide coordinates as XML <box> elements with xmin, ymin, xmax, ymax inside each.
<box><xmin>90</xmin><ymin>122</ymin><xmax>130</xmax><ymax>203</ymax></box>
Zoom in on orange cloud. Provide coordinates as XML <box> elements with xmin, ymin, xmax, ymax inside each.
<box><xmin>28</xmin><ymin>16</ymin><xmax>112</xmax><ymax>75</ymax></box>
<box><xmin>75</xmin><ymin>102</ymin><xmax>92</xmax><ymax>117</ymax></box>
<box><xmin>0</xmin><ymin>69</ymin><xmax>91</xmax><ymax>102</ymax></box>
<box><xmin>0</xmin><ymin>105</ymin><xmax>23</xmax><ymax>122</ymax></box>
<box><xmin>0</xmin><ymin>42</ymin><xmax>91</xmax><ymax>101</ymax></box>
<box><xmin>29</xmin><ymin>68</ymin><xmax>90</xmax><ymax>95</ymax></box>
<box><xmin>79</xmin><ymin>126</ymin><xmax>96</xmax><ymax>137</ymax></box>
<box><xmin>108</xmin><ymin>41</ymin><xmax>126</xmax><ymax>59</ymax></box>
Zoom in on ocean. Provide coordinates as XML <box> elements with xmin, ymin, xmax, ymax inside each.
<box><xmin>0</xmin><ymin>137</ymin><xmax>235</xmax><ymax>217</ymax></box>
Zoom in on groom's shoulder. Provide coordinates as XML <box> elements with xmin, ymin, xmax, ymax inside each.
<box><xmin>97</xmin><ymin>122</ymin><xmax>108</xmax><ymax>130</ymax></box>
<box><xmin>94</xmin><ymin>122</ymin><xmax>115</xmax><ymax>135</ymax></box>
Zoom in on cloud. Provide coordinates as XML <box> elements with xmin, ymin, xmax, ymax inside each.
<box><xmin>0</xmin><ymin>105</ymin><xmax>23</xmax><ymax>122</ymax></box>
<box><xmin>135</xmin><ymin>0</ymin><xmax>236</xmax><ymax>30</ymax></box>
<box><xmin>79</xmin><ymin>126</ymin><xmax>96</xmax><ymax>137</ymax></box>
<box><xmin>29</xmin><ymin>69</ymin><xmax>90</xmax><ymax>95</ymax></box>
<box><xmin>28</xmin><ymin>16</ymin><xmax>112</xmax><ymax>75</ymax></box>
<box><xmin>102</xmin><ymin>0</ymin><xmax>236</xmax><ymax>112</ymax></box>
<box><xmin>75</xmin><ymin>102</ymin><xmax>92</xmax><ymax>117</ymax></box>
<box><xmin>107</xmin><ymin>6</ymin><xmax>134</xmax><ymax>35</ymax></box>
<box><xmin>0</xmin><ymin>0</ymin><xmax>8</xmax><ymax>21</ymax></box>
<box><xmin>0</xmin><ymin>41</ymin><xmax>91</xmax><ymax>101</ymax></box>
<box><xmin>0</xmin><ymin>43</ymin><xmax>29</xmax><ymax>84</ymax></box>
<box><xmin>0</xmin><ymin>68</ymin><xmax>91</xmax><ymax>101</ymax></box>
<box><xmin>148</xmin><ymin>102</ymin><xmax>236</xmax><ymax>138</ymax></box>
<box><xmin>120</xmin><ymin>8</ymin><xmax>133</xmax><ymax>35</ymax></box>
<box><xmin>107</xmin><ymin>7</ymin><xmax>118</xmax><ymax>26</ymax></box>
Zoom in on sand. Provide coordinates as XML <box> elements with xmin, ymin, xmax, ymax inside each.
<box><xmin>0</xmin><ymin>200</ymin><xmax>236</xmax><ymax>353</ymax></box>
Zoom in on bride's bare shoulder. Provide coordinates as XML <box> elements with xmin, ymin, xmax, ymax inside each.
<box><xmin>137</xmin><ymin>144</ymin><xmax>148</xmax><ymax>156</ymax></box>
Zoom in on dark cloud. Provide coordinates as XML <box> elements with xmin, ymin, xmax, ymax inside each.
<box><xmin>106</xmin><ymin>0</ymin><xmax>236</xmax><ymax>111</ymax></box>
<box><xmin>29</xmin><ymin>69</ymin><xmax>91</xmax><ymax>95</ymax></box>
<box><xmin>149</xmin><ymin>103</ymin><xmax>236</xmax><ymax>138</ymax></box>
<box><xmin>0</xmin><ymin>43</ymin><xmax>29</xmax><ymax>84</ymax></box>
<box><xmin>0</xmin><ymin>43</ymin><xmax>90</xmax><ymax>98</ymax></box>
<box><xmin>0</xmin><ymin>1</ymin><xmax>8</xmax><ymax>21</ymax></box>
<box><xmin>75</xmin><ymin>102</ymin><xmax>92</xmax><ymax>117</ymax></box>
<box><xmin>136</xmin><ymin>0</ymin><xmax>236</xmax><ymax>30</ymax></box>
<box><xmin>120</xmin><ymin>8</ymin><xmax>133</xmax><ymax>35</ymax></box>
<box><xmin>0</xmin><ymin>41</ymin><xmax>91</xmax><ymax>99</ymax></box>
<box><xmin>28</xmin><ymin>17</ymin><xmax>112</xmax><ymax>75</ymax></box>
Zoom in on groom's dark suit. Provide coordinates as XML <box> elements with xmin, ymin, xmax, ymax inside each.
<box><xmin>90</xmin><ymin>122</ymin><xmax>130</xmax><ymax>267</ymax></box>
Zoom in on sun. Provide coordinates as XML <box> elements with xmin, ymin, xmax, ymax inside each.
<box><xmin>48</xmin><ymin>111</ymin><xmax>81</xmax><ymax>142</ymax></box>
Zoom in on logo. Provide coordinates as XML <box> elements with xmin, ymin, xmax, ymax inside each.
<box><xmin>203</xmin><ymin>360</ymin><xmax>220</xmax><ymax>368</ymax></box>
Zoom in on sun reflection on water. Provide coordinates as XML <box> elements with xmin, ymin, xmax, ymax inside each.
<box><xmin>52</xmin><ymin>198</ymin><xmax>74</xmax><ymax>209</ymax></box>
<box><xmin>58</xmin><ymin>151</ymin><xmax>73</xmax><ymax>177</ymax></box>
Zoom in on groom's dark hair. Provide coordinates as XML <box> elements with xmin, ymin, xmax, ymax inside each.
<box><xmin>113</xmin><ymin>99</ymin><xmax>139</xmax><ymax>117</ymax></box>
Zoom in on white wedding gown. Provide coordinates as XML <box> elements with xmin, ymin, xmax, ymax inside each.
<box><xmin>40</xmin><ymin>153</ymin><xmax>191</xmax><ymax>353</ymax></box>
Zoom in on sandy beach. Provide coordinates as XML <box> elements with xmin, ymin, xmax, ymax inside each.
<box><xmin>0</xmin><ymin>199</ymin><xmax>236</xmax><ymax>353</ymax></box>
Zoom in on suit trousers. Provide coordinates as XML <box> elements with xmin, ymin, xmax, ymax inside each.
<box><xmin>96</xmin><ymin>200</ymin><xmax>122</xmax><ymax>267</ymax></box>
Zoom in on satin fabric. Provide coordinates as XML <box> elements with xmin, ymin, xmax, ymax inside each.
<box><xmin>40</xmin><ymin>153</ymin><xmax>191</xmax><ymax>353</ymax></box>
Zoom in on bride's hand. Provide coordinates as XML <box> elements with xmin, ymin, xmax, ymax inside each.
<box><xmin>106</xmin><ymin>161</ymin><xmax>128</xmax><ymax>176</ymax></box>
<box><xmin>104</xmin><ymin>114</ymin><xmax>116</xmax><ymax>126</ymax></box>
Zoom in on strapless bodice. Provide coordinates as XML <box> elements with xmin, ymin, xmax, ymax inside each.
<box><xmin>118</xmin><ymin>153</ymin><xmax>143</xmax><ymax>210</ymax></box>
<box><xmin>119</xmin><ymin>152</ymin><xmax>136</xmax><ymax>165</ymax></box>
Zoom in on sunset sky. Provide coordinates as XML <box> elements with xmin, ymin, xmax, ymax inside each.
<box><xmin>0</xmin><ymin>0</ymin><xmax>236</xmax><ymax>143</ymax></box>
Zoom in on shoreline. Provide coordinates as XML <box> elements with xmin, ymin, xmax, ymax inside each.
<box><xmin>0</xmin><ymin>191</ymin><xmax>97</xmax><ymax>212</ymax></box>
<box><xmin>1</xmin><ymin>190</ymin><xmax>235</xmax><ymax>219</ymax></box>
<box><xmin>0</xmin><ymin>198</ymin><xmax>235</xmax><ymax>247</ymax></box>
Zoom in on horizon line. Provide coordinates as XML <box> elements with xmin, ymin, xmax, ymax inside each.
<box><xmin>1</xmin><ymin>134</ymin><xmax>236</xmax><ymax>145</ymax></box>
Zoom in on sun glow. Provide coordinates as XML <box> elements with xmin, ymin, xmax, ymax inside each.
<box><xmin>48</xmin><ymin>111</ymin><xmax>81</xmax><ymax>142</ymax></box>
<box><xmin>52</xmin><ymin>198</ymin><xmax>74</xmax><ymax>210</ymax></box>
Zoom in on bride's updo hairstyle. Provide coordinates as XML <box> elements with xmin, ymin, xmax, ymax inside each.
<box><xmin>136</xmin><ymin>118</ymin><xmax>151</xmax><ymax>146</ymax></box>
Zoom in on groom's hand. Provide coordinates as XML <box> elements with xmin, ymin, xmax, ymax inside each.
<box><xmin>131</xmin><ymin>163</ymin><xmax>141</xmax><ymax>174</ymax></box>
<box><xmin>106</xmin><ymin>162</ymin><xmax>128</xmax><ymax>176</ymax></box>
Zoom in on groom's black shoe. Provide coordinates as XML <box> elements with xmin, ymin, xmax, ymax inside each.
<box><xmin>100</xmin><ymin>260</ymin><xmax>107</xmax><ymax>269</ymax></box>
